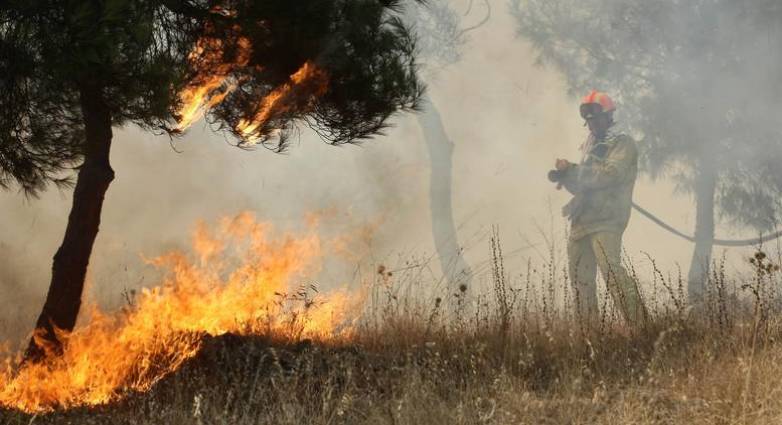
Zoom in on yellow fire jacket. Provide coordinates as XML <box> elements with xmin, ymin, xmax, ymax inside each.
<box><xmin>558</xmin><ymin>133</ymin><xmax>639</xmax><ymax>241</ymax></box>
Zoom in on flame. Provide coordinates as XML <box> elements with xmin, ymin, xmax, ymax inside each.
<box><xmin>0</xmin><ymin>212</ymin><xmax>361</xmax><ymax>413</ymax></box>
<box><xmin>175</xmin><ymin>21</ymin><xmax>330</xmax><ymax>142</ymax></box>
<box><xmin>176</xmin><ymin>32</ymin><xmax>252</xmax><ymax>130</ymax></box>
<box><xmin>236</xmin><ymin>61</ymin><xmax>329</xmax><ymax>143</ymax></box>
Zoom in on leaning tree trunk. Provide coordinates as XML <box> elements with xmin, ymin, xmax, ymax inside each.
<box><xmin>687</xmin><ymin>163</ymin><xmax>717</xmax><ymax>303</ymax></box>
<box><xmin>417</xmin><ymin>93</ymin><xmax>473</xmax><ymax>294</ymax></box>
<box><xmin>25</xmin><ymin>82</ymin><xmax>115</xmax><ymax>362</ymax></box>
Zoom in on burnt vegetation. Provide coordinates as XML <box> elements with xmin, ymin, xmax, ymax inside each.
<box><xmin>4</xmin><ymin>244</ymin><xmax>782</xmax><ymax>424</ymax></box>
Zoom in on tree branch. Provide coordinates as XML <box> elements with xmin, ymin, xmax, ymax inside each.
<box><xmin>459</xmin><ymin>0</ymin><xmax>490</xmax><ymax>36</ymax></box>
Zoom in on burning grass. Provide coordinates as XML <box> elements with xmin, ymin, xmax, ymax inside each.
<box><xmin>2</xmin><ymin>224</ymin><xmax>782</xmax><ymax>424</ymax></box>
<box><xmin>0</xmin><ymin>212</ymin><xmax>360</xmax><ymax>413</ymax></box>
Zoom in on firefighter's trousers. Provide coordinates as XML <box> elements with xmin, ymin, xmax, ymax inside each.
<box><xmin>567</xmin><ymin>231</ymin><xmax>646</xmax><ymax>324</ymax></box>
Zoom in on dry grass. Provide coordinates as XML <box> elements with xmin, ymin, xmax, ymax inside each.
<box><xmin>3</xmin><ymin>245</ymin><xmax>782</xmax><ymax>424</ymax></box>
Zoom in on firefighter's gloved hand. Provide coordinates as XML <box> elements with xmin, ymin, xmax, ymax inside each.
<box><xmin>548</xmin><ymin>169</ymin><xmax>563</xmax><ymax>183</ymax></box>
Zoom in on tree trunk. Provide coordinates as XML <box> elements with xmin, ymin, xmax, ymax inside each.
<box><xmin>417</xmin><ymin>93</ymin><xmax>473</xmax><ymax>294</ymax></box>
<box><xmin>687</xmin><ymin>163</ymin><xmax>717</xmax><ymax>303</ymax></box>
<box><xmin>25</xmin><ymin>82</ymin><xmax>115</xmax><ymax>362</ymax></box>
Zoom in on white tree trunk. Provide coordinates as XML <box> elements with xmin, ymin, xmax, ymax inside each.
<box><xmin>417</xmin><ymin>93</ymin><xmax>473</xmax><ymax>294</ymax></box>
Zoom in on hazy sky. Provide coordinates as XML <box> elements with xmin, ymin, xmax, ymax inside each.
<box><xmin>0</xmin><ymin>2</ymin><xmax>759</xmax><ymax>342</ymax></box>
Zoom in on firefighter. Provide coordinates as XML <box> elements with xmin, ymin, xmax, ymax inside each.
<box><xmin>548</xmin><ymin>90</ymin><xmax>647</xmax><ymax>325</ymax></box>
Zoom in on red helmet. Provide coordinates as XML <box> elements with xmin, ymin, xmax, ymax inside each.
<box><xmin>580</xmin><ymin>90</ymin><xmax>616</xmax><ymax>119</ymax></box>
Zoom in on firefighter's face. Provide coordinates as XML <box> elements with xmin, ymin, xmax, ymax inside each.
<box><xmin>586</xmin><ymin>113</ymin><xmax>611</xmax><ymax>138</ymax></box>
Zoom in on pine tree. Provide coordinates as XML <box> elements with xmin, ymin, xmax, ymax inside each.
<box><xmin>1</xmin><ymin>0</ymin><xmax>424</xmax><ymax>360</ymax></box>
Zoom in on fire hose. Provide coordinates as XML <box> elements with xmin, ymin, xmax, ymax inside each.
<box><xmin>631</xmin><ymin>202</ymin><xmax>782</xmax><ymax>247</ymax></box>
<box><xmin>549</xmin><ymin>169</ymin><xmax>782</xmax><ymax>247</ymax></box>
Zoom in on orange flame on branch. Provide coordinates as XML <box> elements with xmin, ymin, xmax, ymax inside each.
<box><xmin>175</xmin><ymin>22</ymin><xmax>330</xmax><ymax>143</ymax></box>
<box><xmin>0</xmin><ymin>213</ymin><xmax>360</xmax><ymax>413</ymax></box>
<box><xmin>236</xmin><ymin>61</ymin><xmax>329</xmax><ymax>144</ymax></box>
<box><xmin>175</xmin><ymin>31</ymin><xmax>252</xmax><ymax>130</ymax></box>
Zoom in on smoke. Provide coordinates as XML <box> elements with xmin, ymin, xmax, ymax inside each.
<box><xmin>514</xmin><ymin>0</ymin><xmax>782</xmax><ymax>231</ymax></box>
<box><xmin>3</xmin><ymin>0</ymin><xmax>759</xmax><ymax>341</ymax></box>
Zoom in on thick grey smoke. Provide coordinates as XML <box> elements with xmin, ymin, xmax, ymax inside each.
<box><xmin>5</xmin><ymin>0</ymin><xmax>765</xmax><ymax>340</ymax></box>
<box><xmin>512</xmin><ymin>0</ymin><xmax>782</xmax><ymax>297</ymax></box>
<box><xmin>514</xmin><ymin>0</ymin><xmax>782</xmax><ymax>220</ymax></box>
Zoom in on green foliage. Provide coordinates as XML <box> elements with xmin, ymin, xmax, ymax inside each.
<box><xmin>189</xmin><ymin>0</ymin><xmax>425</xmax><ymax>148</ymax></box>
<box><xmin>0</xmin><ymin>0</ymin><xmax>425</xmax><ymax>194</ymax></box>
<box><xmin>512</xmin><ymin>0</ymin><xmax>782</xmax><ymax>231</ymax></box>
